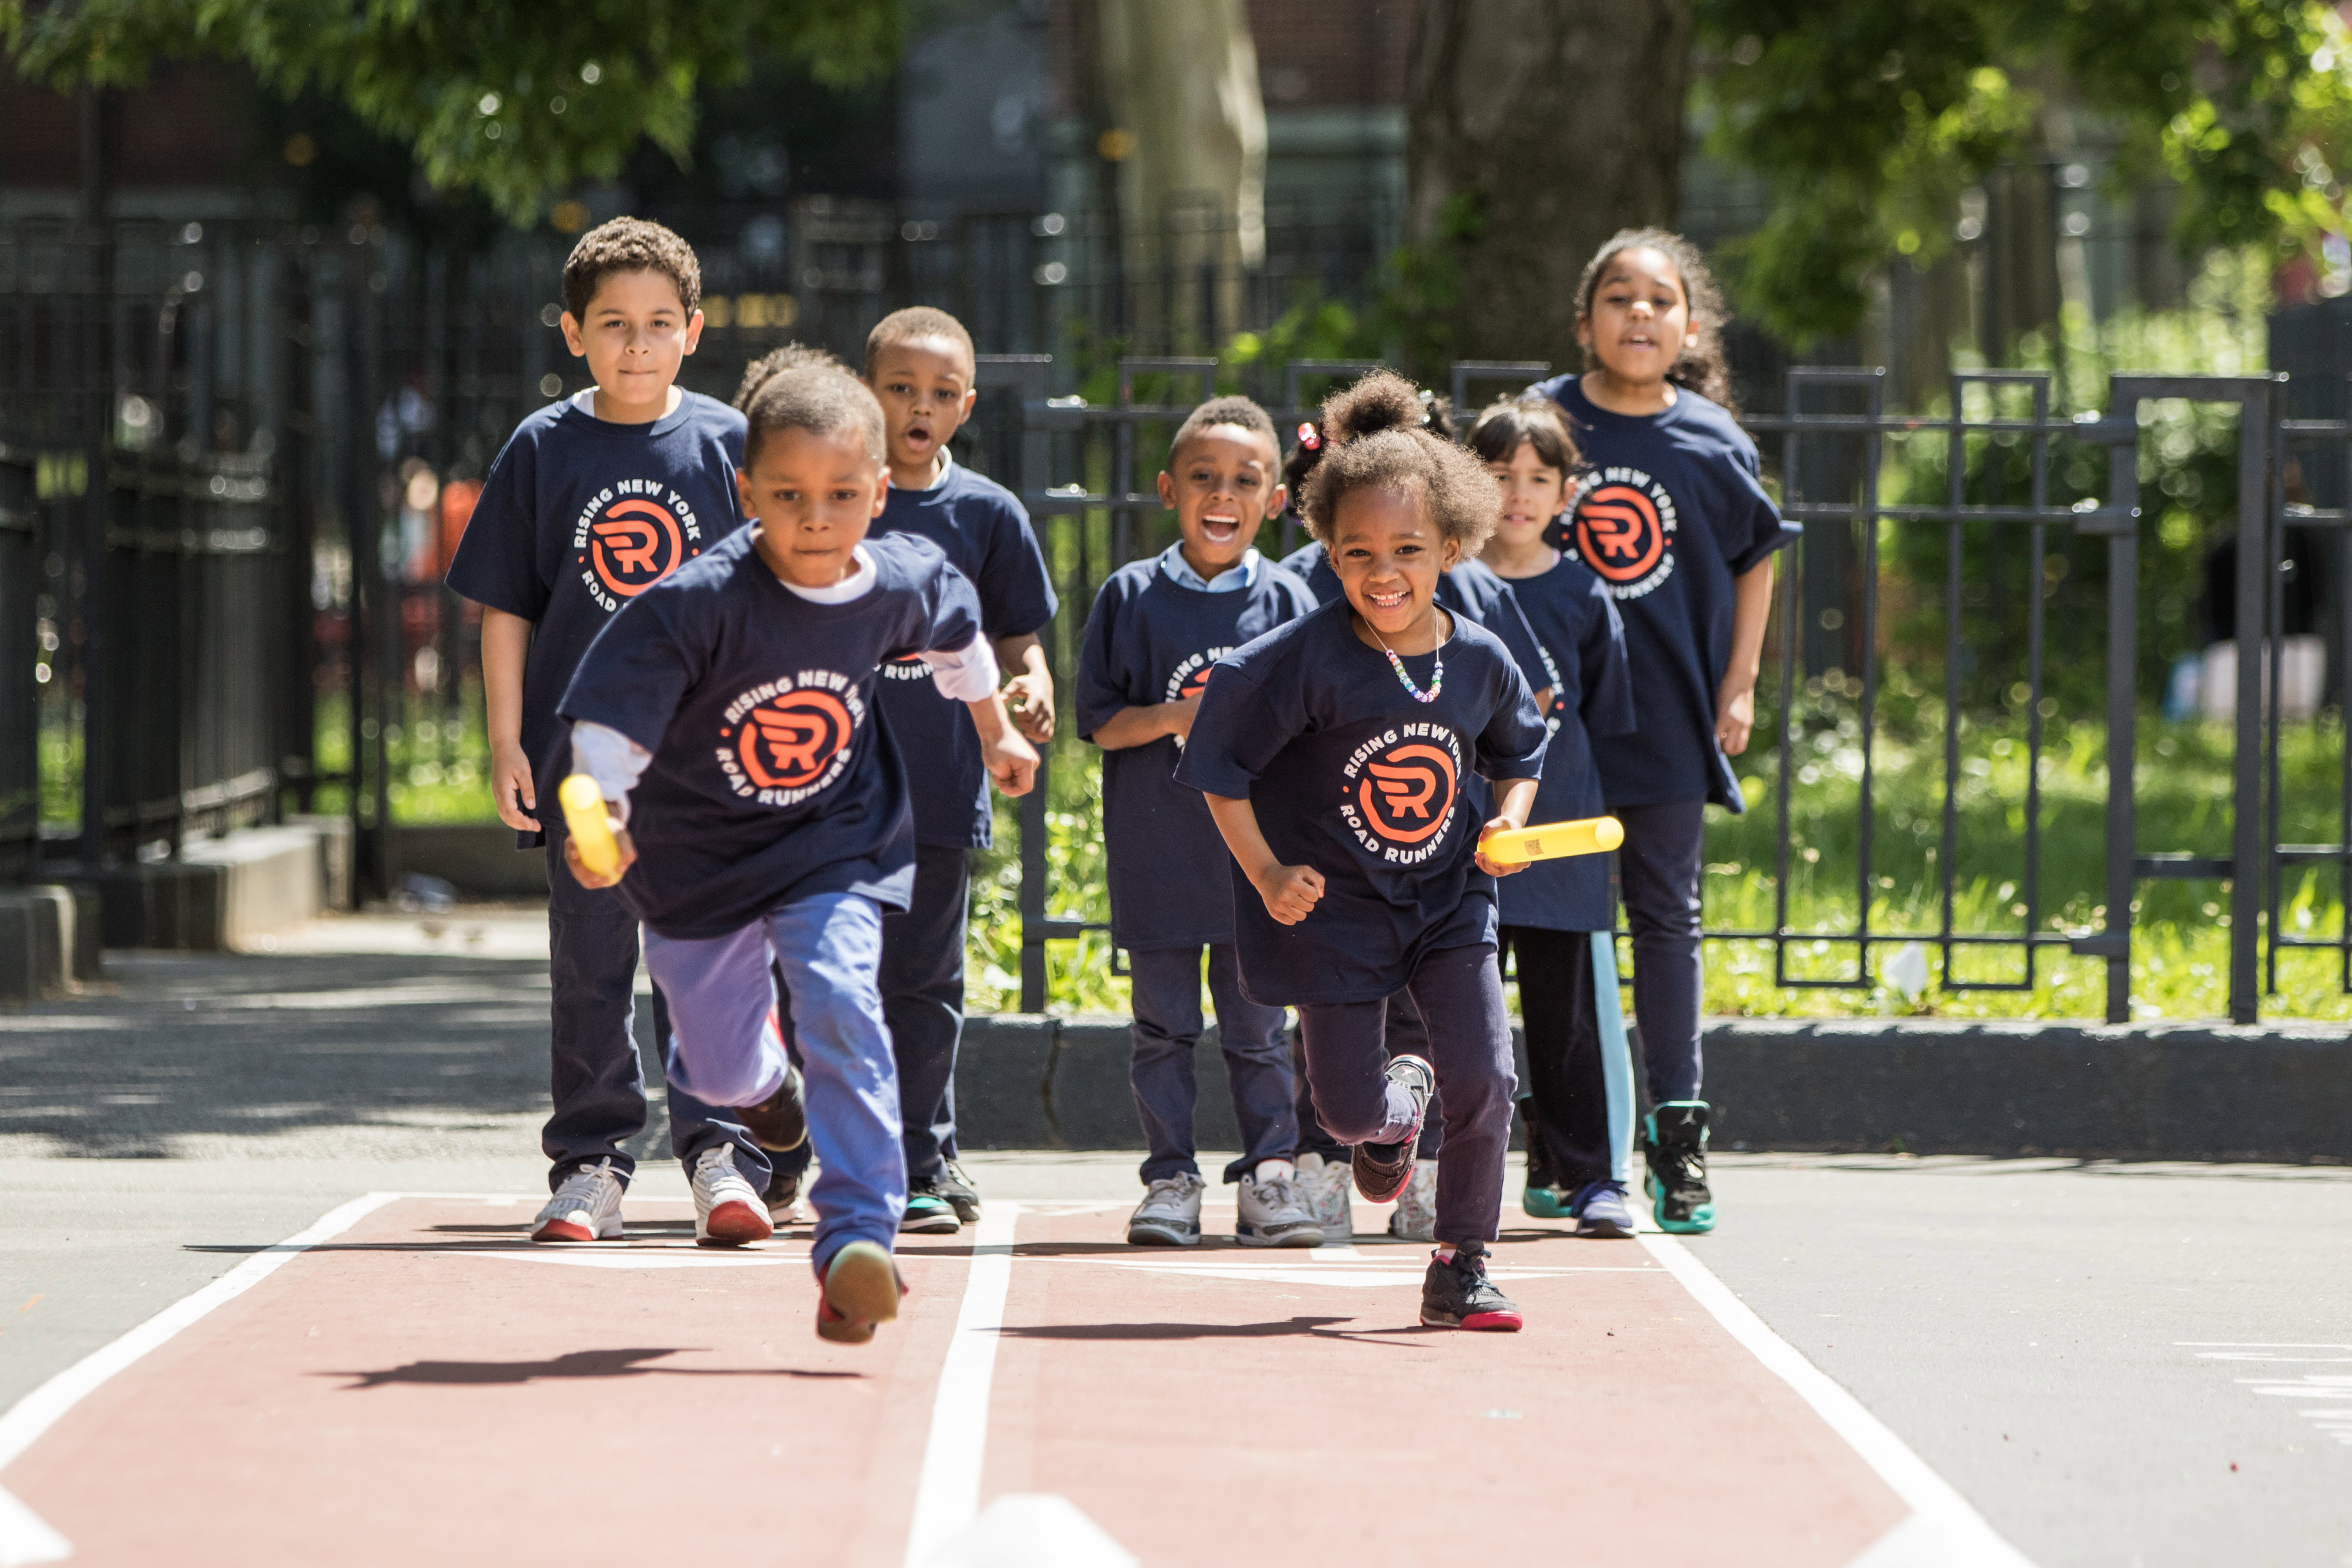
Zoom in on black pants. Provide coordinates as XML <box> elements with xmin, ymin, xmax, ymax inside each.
<box><xmin>1501</xmin><ymin>925</ymin><xmax>1613</xmax><ymax>1190</ymax></box>
<box><xmin>1614</xmin><ymin>799</ymin><xmax>1705</xmax><ymax>1102</ymax></box>
<box><xmin>1292</xmin><ymin>990</ymin><xmax>1443</xmax><ymax>1162</ymax></box>
<box><xmin>1294</xmin><ymin>944</ymin><xmax>1516</xmax><ymax>1244</ymax></box>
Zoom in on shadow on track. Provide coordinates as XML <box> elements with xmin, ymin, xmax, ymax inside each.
<box><xmin>326</xmin><ymin>1347</ymin><xmax>862</xmax><ymax>1389</ymax></box>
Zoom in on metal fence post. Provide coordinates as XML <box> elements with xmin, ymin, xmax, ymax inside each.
<box><xmin>2099</xmin><ymin>410</ymin><xmax>2140</xmax><ymax>1025</ymax></box>
<box><xmin>2228</xmin><ymin>379</ymin><xmax>2282</xmax><ymax>1023</ymax></box>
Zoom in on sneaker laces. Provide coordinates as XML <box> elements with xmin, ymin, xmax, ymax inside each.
<box><xmin>554</xmin><ymin>1159</ymin><xmax>619</xmax><ymax>1207</ymax></box>
<box><xmin>1141</xmin><ymin>1175</ymin><xmax>1199</xmax><ymax>1212</ymax></box>
<box><xmin>693</xmin><ymin>1145</ymin><xmax>741</xmax><ymax>1192</ymax></box>
<box><xmin>1252</xmin><ymin>1172</ymin><xmax>1299</xmax><ymax>1212</ymax></box>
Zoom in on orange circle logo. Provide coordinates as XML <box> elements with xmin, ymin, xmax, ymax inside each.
<box><xmin>737</xmin><ymin>689</ymin><xmax>856</xmax><ymax>791</ymax></box>
<box><xmin>1358</xmin><ymin>742</ymin><xmax>1458</xmax><ymax>846</ymax></box>
<box><xmin>1178</xmin><ymin>668</ymin><xmax>1212</xmax><ymax>700</ymax></box>
<box><xmin>589</xmin><ymin>498</ymin><xmax>684</xmax><ymax>598</ymax></box>
<box><xmin>1574</xmin><ymin>484</ymin><xmax>1666</xmax><ymax>586</ymax></box>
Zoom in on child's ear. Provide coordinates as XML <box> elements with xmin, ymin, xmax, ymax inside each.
<box><xmin>870</xmin><ymin>470</ymin><xmax>890</xmax><ymax>517</ymax></box>
<box><xmin>682</xmin><ymin>309</ymin><xmax>705</xmax><ymax>354</ymax></box>
<box><xmin>560</xmin><ymin>311</ymin><xmax>587</xmax><ymax>358</ymax></box>
<box><xmin>735</xmin><ymin>466</ymin><xmax>756</xmax><ymax>519</ymax></box>
<box><xmin>958</xmin><ymin>385</ymin><xmax>978</xmax><ymax>421</ymax></box>
<box><xmin>1156</xmin><ymin>470</ymin><xmax>1178</xmax><ymax>510</ymax></box>
<box><xmin>1440</xmin><ymin>536</ymin><xmax>1463</xmax><ymax>570</ymax></box>
<box><xmin>1265</xmin><ymin>482</ymin><xmax>1289</xmax><ymax>520</ymax></box>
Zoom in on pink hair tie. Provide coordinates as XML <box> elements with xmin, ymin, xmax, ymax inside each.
<box><xmin>1297</xmin><ymin>422</ymin><xmax>1320</xmax><ymax>450</ymax></box>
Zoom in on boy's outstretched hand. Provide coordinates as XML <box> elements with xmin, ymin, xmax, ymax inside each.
<box><xmin>564</xmin><ymin>824</ymin><xmax>637</xmax><ymax>890</ymax></box>
<box><xmin>1254</xmin><ymin>862</ymin><xmax>1324</xmax><ymax>925</ymax></box>
<box><xmin>982</xmin><ymin>729</ymin><xmax>1040</xmax><ymax>797</ymax></box>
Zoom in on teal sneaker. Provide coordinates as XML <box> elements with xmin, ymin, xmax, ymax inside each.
<box><xmin>1518</xmin><ymin>1094</ymin><xmax>1572</xmax><ymax>1218</ymax></box>
<box><xmin>1642</xmin><ymin>1102</ymin><xmax>1715</xmax><ymax>1234</ymax></box>
<box><xmin>899</xmin><ymin>1183</ymin><xmax>962</xmax><ymax>1234</ymax></box>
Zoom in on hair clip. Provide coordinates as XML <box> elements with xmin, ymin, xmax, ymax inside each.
<box><xmin>1297</xmin><ymin>422</ymin><xmax>1320</xmax><ymax>450</ymax></box>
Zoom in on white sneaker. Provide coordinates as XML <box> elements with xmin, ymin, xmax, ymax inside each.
<box><xmin>533</xmin><ymin>1158</ymin><xmax>624</xmax><ymax>1242</ymax></box>
<box><xmin>1236</xmin><ymin>1162</ymin><xmax>1324</xmax><ymax>1248</ymax></box>
<box><xmin>1295</xmin><ymin>1151</ymin><xmax>1354</xmax><ymax>1242</ymax></box>
<box><xmin>1127</xmin><ymin>1173</ymin><xmax>1205</xmax><ymax>1247</ymax></box>
<box><xmin>692</xmin><ymin>1143</ymin><xmax>774</xmax><ymax>1247</ymax></box>
<box><xmin>763</xmin><ymin>1163</ymin><xmax>808</xmax><ymax>1227</ymax></box>
<box><xmin>1386</xmin><ymin>1158</ymin><xmax>1438</xmax><ymax>1242</ymax></box>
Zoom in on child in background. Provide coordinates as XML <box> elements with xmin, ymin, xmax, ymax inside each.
<box><xmin>446</xmin><ymin>218</ymin><xmax>784</xmax><ymax>1248</ymax></box>
<box><xmin>1178</xmin><ymin>371</ymin><xmax>1546</xmax><ymax>1331</ymax></box>
<box><xmin>859</xmin><ymin>307</ymin><xmax>1058</xmax><ymax>1235</ymax></box>
<box><xmin>1532</xmin><ymin>229</ymin><xmax>1800</xmax><ymax>1233</ymax></box>
<box><xmin>1273</xmin><ymin>403</ymin><xmax>1554</xmax><ymax>1244</ymax></box>
<box><xmin>1076</xmin><ymin>396</ymin><xmax>1323</xmax><ymax>1248</ymax></box>
<box><xmin>1469</xmin><ymin>397</ymin><xmax>1637</xmax><ymax>1235</ymax></box>
<box><xmin>558</xmin><ymin>357</ymin><xmax>1037</xmax><ymax>1342</ymax></box>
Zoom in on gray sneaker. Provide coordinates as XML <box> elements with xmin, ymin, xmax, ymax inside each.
<box><xmin>1236</xmin><ymin>1166</ymin><xmax>1324</xmax><ymax>1248</ymax></box>
<box><xmin>1386</xmin><ymin>1158</ymin><xmax>1438</xmax><ymax>1242</ymax></box>
<box><xmin>1572</xmin><ymin>1179</ymin><xmax>1636</xmax><ymax>1238</ymax></box>
<box><xmin>532</xmin><ymin>1158</ymin><xmax>624</xmax><ymax>1242</ymax></box>
<box><xmin>1127</xmin><ymin>1174</ymin><xmax>1206</xmax><ymax>1247</ymax></box>
<box><xmin>1295</xmin><ymin>1151</ymin><xmax>1354</xmax><ymax>1241</ymax></box>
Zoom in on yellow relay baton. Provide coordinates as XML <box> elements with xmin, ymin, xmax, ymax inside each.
<box><xmin>558</xmin><ymin>774</ymin><xmax>622</xmax><ymax>880</ymax></box>
<box><xmin>1478</xmin><ymin>815</ymin><xmax>1624</xmax><ymax>868</ymax></box>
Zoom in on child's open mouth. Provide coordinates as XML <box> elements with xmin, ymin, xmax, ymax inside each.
<box><xmin>902</xmin><ymin>421</ymin><xmax>934</xmax><ymax>452</ymax></box>
<box><xmin>1200</xmin><ymin>512</ymin><xmax>1241</xmax><ymax>545</ymax></box>
<box><xmin>1365</xmin><ymin>587</ymin><xmax>1411</xmax><ymax>612</ymax></box>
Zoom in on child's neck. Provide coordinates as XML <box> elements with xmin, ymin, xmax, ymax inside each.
<box><xmin>592</xmin><ymin>383</ymin><xmax>682</xmax><ymax>425</ymax></box>
<box><xmin>1581</xmin><ymin>367</ymin><xmax>1678</xmax><ymax>417</ymax></box>
<box><xmin>1351</xmin><ymin>604</ymin><xmax>1449</xmax><ymax>657</ymax></box>
<box><xmin>888</xmin><ymin>447</ymin><xmax>950</xmax><ymax>493</ymax></box>
<box><xmin>1483</xmin><ymin>537</ymin><xmax>1558</xmax><ymax>580</ymax></box>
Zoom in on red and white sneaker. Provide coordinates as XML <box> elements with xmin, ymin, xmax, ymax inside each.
<box><xmin>532</xmin><ymin>1158</ymin><xmax>625</xmax><ymax>1243</ymax></box>
<box><xmin>692</xmin><ymin>1144</ymin><xmax>774</xmax><ymax>1247</ymax></box>
<box><xmin>815</xmin><ymin>1241</ymin><xmax>906</xmax><ymax>1345</ymax></box>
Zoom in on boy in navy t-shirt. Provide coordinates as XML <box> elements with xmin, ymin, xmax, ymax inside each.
<box><xmin>558</xmin><ymin>359</ymin><xmax>1037</xmax><ymax>1344</ymax></box>
<box><xmin>1272</xmin><ymin>432</ymin><xmax>1555</xmax><ymax>1244</ymax></box>
<box><xmin>446</xmin><ymin>218</ymin><xmax>779</xmax><ymax>1250</ymax></box>
<box><xmin>1468</xmin><ymin>397</ymin><xmax>1637</xmax><ymax>1235</ymax></box>
<box><xmin>853</xmin><ymin>307</ymin><xmax>1057</xmax><ymax>1236</ymax></box>
<box><xmin>1076</xmin><ymin>396</ymin><xmax>1323</xmax><ymax>1249</ymax></box>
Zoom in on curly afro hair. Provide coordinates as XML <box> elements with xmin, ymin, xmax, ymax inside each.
<box><xmin>1299</xmin><ymin>371</ymin><xmax>1500</xmax><ymax>557</ymax></box>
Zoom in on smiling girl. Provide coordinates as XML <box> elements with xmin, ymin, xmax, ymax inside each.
<box><xmin>1532</xmin><ymin>229</ymin><xmax>1800</xmax><ymax>1235</ymax></box>
<box><xmin>1177</xmin><ymin>371</ymin><xmax>1547</xmax><ymax>1332</ymax></box>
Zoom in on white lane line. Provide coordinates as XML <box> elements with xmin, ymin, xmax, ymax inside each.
<box><xmin>903</xmin><ymin>1201</ymin><xmax>1023</xmax><ymax>1568</ymax></box>
<box><xmin>1639</xmin><ymin>1235</ymin><xmax>2037</xmax><ymax>1568</ymax></box>
<box><xmin>0</xmin><ymin>1189</ymin><xmax>403</xmax><ymax>1564</ymax></box>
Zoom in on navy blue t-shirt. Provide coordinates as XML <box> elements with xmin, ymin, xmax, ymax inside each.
<box><xmin>872</xmin><ymin>458</ymin><xmax>1057</xmax><ymax>849</ymax></box>
<box><xmin>1490</xmin><ymin>555</ymin><xmax>1636</xmax><ymax>932</ymax></box>
<box><xmin>557</xmin><ymin>530</ymin><xmax>982</xmax><ymax>940</ymax></box>
<box><xmin>1276</xmin><ymin>539</ymin><xmax>1551</xmax><ymax>698</ymax></box>
<box><xmin>1531</xmin><ymin>376</ymin><xmax>1801</xmax><ymax>810</ymax></box>
<box><xmin>446</xmin><ymin>391</ymin><xmax>746</xmax><ymax>845</ymax></box>
<box><xmin>1075</xmin><ymin>558</ymin><xmax>1319</xmax><ymax>952</ymax></box>
<box><xmin>1174</xmin><ymin>599</ymin><xmax>1548</xmax><ymax>1006</ymax></box>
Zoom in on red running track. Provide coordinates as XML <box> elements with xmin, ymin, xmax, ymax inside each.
<box><xmin>0</xmin><ymin>1192</ymin><xmax>1982</xmax><ymax>1567</ymax></box>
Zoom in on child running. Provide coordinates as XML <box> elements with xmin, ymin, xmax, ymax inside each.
<box><xmin>1272</xmin><ymin>401</ymin><xmax>1554</xmax><ymax>1244</ymax></box>
<box><xmin>1468</xmin><ymin>397</ymin><xmax>1637</xmax><ymax>1235</ymax></box>
<box><xmin>1075</xmin><ymin>395</ymin><xmax>1322</xmax><ymax>1248</ymax></box>
<box><xmin>1531</xmin><ymin>229</ymin><xmax>1799</xmax><ymax>1233</ymax></box>
<box><xmin>1177</xmin><ymin>371</ymin><xmax>1546</xmax><ymax>1331</ymax></box>
<box><xmin>446</xmin><ymin>218</ymin><xmax>782</xmax><ymax>1248</ymax></box>
<box><xmin>557</xmin><ymin>355</ymin><xmax>1038</xmax><ymax>1342</ymax></box>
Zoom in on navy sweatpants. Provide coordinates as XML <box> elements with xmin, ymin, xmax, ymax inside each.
<box><xmin>1613</xmin><ymin>800</ymin><xmax>1705</xmax><ymax>1103</ymax></box>
<box><xmin>1294</xmin><ymin>943</ymin><xmax>1516</xmax><ymax>1244</ymax></box>
<box><xmin>1127</xmin><ymin>943</ymin><xmax>1295</xmax><ymax>1185</ymax></box>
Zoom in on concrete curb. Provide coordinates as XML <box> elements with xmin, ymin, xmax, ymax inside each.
<box><xmin>0</xmin><ymin>885</ymin><xmax>95</xmax><ymax>1003</ymax></box>
<box><xmin>954</xmin><ymin>1013</ymin><xmax>2352</xmax><ymax>1162</ymax></box>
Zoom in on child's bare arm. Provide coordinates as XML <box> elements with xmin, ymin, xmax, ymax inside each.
<box><xmin>1717</xmin><ymin>558</ymin><xmax>1774</xmax><ymax>756</ymax></box>
<box><xmin>996</xmin><ymin>633</ymin><xmax>1055</xmax><ymax>744</ymax></box>
<box><xmin>1474</xmin><ymin>776</ymin><xmax>1541</xmax><ymax>877</ymax></box>
<box><xmin>480</xmin><ymin>607</ymin><xmax>540</xmax><ymax>830</ymax></box>
<box><xmin>1204</xmin><ymin>793</ymin><xmax>1323</xmax><ymax>925</ymax></box>
<box><xmin>1089</xmin><ymin>698</ymin><xmax>1200</xmax><ymax>751</ymax></box>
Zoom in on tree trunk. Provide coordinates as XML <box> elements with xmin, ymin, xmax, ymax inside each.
<box><xmin>1407</xmin><ymin>0</ymin><xmax>1693</xmax><ymax>370</ymax></box>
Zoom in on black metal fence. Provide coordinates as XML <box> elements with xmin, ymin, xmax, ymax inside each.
<box><xmin>995</xmin><ymin>355</ymin><xmax>2340</xmax><ymax>1027</ymax></box>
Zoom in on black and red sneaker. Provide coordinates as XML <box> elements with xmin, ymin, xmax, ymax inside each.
<box><xmin>1351</xmin><ymin>1054</ymin><xmax>1435</xmax><ymax>1203</ymax></box>
<box><xmin>739</xmin><ymin>1061</ymin><xmax>807</xmax><ymax>1153</ymax></box>
<box><xmin>1420</xmin><ymin>1239</ymin><xmax>1523</xmax><ymax>1332</ymax></box>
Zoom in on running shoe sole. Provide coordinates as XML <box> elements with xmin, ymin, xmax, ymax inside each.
<box><xmin>1126</xmin><ymin>1219</ymin><xmax>1201</xmax><ymax>1247</ymax></box>
<box><xmin>816</xmin><ymin>1242</ymin><xmax>904</xmax><ymax>1345</ymax></box>
<box><xmin>1421</xmin><ymin>1303</ymin><xmax>1525</xmax><ymax>1332</ymax></box>
<box><xmin>899</xmin><ymin>1201</ymin><xmax>961</xmax><ymax>1235</ymax></box>
<box><xmin>1235</xmin><ymin>1221</ymin><xmax>1323</xmax><ymax>1248</ymax></box>
<box><xmin>739</xmin><ymin>1065</ymin><xmax>808</xmax><ymax>1152</ymax></box>
<box><xmin>697</xmin><ymin>1200</ymin><xmax>773</xmax><ymax>1248</ymax></box>
<box><xmin>1521</xmin><ymin>1185</ymin><xmax>1572</xmax><ymax>1221</ymax></box>
<box><xmin>531</xmin><ymin>1215</ymin><xmax>619</xmax><ymax>1243</ymax></box>
<box><xmin>1352</xmin><ymin>1054</ymin><xmax>1433</xmax><ymax>1204</ymax></box>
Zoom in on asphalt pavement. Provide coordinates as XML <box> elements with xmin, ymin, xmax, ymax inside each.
<box><xmin>2</xmin><ymin>912</ymin><xmax>2348</xmax><ymax>1567</ymax></box>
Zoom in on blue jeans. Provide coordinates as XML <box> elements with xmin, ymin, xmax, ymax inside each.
<box><xmin>642</xmin><ymin>893</ymin><xmax>903</xmax><ymax>1274</ymax></box>
<box><xmin>1128</xmin><ymin>943</ymin><xmax>1295</xmax><ymax>1185</ymax></box>
<box><xmin>542</xmin><ymin>826</ymin><xmax>765</xmax><ymax>1191</ymax></box>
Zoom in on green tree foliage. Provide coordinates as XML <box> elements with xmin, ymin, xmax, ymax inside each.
<box><xmin>1701</xmin><ymin>0</ymin><xmax>2352</xmax><ymax>341</ymax></box>
<box><xmin>1</xmin><ymin>0</ymin><xmax>900</xmax><ymax>223</ymax></box>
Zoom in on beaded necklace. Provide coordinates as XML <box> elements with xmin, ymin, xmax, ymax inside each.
<box><xmin>1368</xmin><ymin>618</ymin><xmax>1443</xmax><ymax>704</ymax></box>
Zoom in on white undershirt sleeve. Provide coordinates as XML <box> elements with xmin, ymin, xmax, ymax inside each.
<box><xmin>920</xmin><ymin>635</ymin><xmax>1001</xmax><ymax>703</ymax></box>
<box><xmin>569</xmin><ymin>721</ymin><xmax>653</xmax><ymax>826</ymax></box>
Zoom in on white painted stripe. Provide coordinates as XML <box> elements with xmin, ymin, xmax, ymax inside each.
<box><xmin>0</xmin><ymin>1189</ymin><xmax>402</xmax><ymax>1564</ymax></box>
<box><xmin>903</xmin><ymin>1201</ymin><xmax>1022</xmax><ymax>1568</ymax></box>
<box><xmin>1639</xmin><ymin>1235</ymin><xmax>2037</xmax><ymax>1568</ymax></box>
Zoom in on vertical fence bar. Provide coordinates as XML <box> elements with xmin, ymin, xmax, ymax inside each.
<box><xmin>1772</xmin><ymin>367</ymin><xmax>1800</xmax><ymax>985</ymax></box>
<box><xmin>2266</xmin><ymin>410</ymin><xmax>2289</xmax><ymax>995</ymax></box>
<box><xmin>1940</xmin><ymin>375</ymin><xmax>1965</xmax><ymax>980</ymax></box>
<box><xmin>2227</xmin><ymin>381</ymin><xmax>2275</xmax><ymax>1023</ymax></box>
<box><xmin>2022</xmin><ymin>378</ymin><xmax>2048</xmax><ymax>986</ymax></box>
<box><xmin>1856</xmin><ymin>371</ymin><xmax>1883</xmax><ymax>978</ymax></box>
<box><xmin>2100</xmin><ymin>394</ymin><xmax>2141</xmax><ymax>1024</ymax></box>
